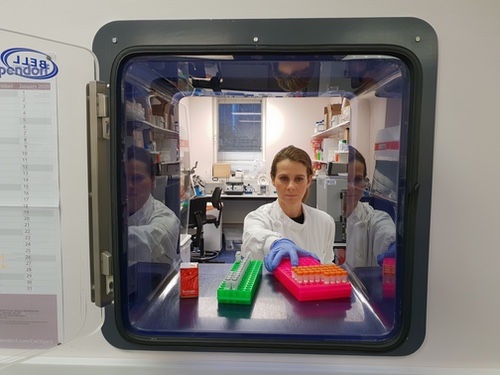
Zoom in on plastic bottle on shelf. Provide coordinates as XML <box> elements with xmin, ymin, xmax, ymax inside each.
<box><xmin>335</xmin><ymin>139</ymin><xmax>349</xmax><ymax>163</ymax></box>
<box><xmin>338</xmin><ymin>139</ymin><xmax>348</xmax><ymax>152</ymax></box>
<box><xmin>316</xmin><ymin>120</ymin><xmax>325</xmax><ymax>133</ymax></box>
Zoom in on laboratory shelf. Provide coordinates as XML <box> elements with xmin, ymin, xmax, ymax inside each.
<box><xmin>274</xmin><ymin>258</ymin><xmax>352</xmax><ymax>302</ymax></box>
<box><xmin>217</xmin><ymin>259</ymin><xmax>263</xmax><ymax>305</ymax></box>
<box><xmin>310</xmin><ymin>121</ymin><xmax>350</xmax><ymax>141</ymax></box>
<box><xmin>127</xmin><ymin>119</ymin><xmax>179</xmax><ymax>138</ymax></box>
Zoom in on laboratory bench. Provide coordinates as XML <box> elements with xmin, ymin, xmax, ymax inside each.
<box><xmin>221</xmin><ymin>192</ymin><xmax>278</xmax><ymax>199</ymax></box>
<box><xmin>125</xmin><ymin>263</ymin><xmax>396</xmax><ymax>340</ymax></box>
<box><xmin>219</xmin><ymin>192</ymin><xmax>277</xmax><ymax>225</ymax></box>
<box><xmin>184</xmin><ymin>192</ymin><xmax>277</xmax><ymax>255</ymax></box>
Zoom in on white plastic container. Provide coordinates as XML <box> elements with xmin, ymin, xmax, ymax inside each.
<box><xmin>322</xmin><ymin>138</ymin><xmax>337</xmax><ymax>162</ymax></box>
<box><xmin>224</xmin><ymin>227</ymin><xmax>243</xmax><ymax>251</ymax></box>
<box><xmin>338</xmin><ymin>139</ymin><xmax>348</xmax><ymax>151</ymax></box>
<box><xmin>335</xmin><ymin>139</ymin><xmax>349</xmax><ymax>163</ymax></box>
<box><xmin>180</xmin><ymin>233</ymin><xmax>192</xmax><ymax>262</ymax></box>
<box><xmin>335</xmin><ymin>151</ymin><xmax>349</xmax><ymax>163</ymax></box>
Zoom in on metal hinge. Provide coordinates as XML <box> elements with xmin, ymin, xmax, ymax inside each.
<box><xmin>87</xmin><ymin>81</ymin><xmax>113</xmax><ymax>307</ymax></box>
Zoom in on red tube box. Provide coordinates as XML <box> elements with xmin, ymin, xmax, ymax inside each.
<box><xmin>180</xmin><ymin>262</ymin><xmax>199</xmax><ymax>298</ymax></box>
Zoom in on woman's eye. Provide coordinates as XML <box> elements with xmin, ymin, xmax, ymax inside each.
<box><xmin>352</xmin><ymin>176</ymin><xmax>366</xmax><ymax>186</ymax></box>
<box><xmin>132</xmin><ymin>175</ymin><xmax>145</xmax><ymax>184</ymax></box>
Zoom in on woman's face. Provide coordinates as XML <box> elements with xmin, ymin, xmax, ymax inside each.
<box><xmin>272</xmin><ymin>159</ymin><xmax>312</xmax><ymax>208</ymax></box>
<box><xmin>127</xmin><ymin>159</ymin><xmax>154</xmax><ymax>215</ymax></box>
<box><xmin>345</xmin><ymin>159</ymin><xmax>366</xmax><ymax>217</ymax></box>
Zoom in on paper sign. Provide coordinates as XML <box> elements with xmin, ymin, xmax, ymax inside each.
<box><xmin>0</xmin><ymin>47</ymin><xmax>62</xmax><ymax>348</ymax></box>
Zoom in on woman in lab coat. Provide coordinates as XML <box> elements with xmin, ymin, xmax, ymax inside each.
<box><xmin>241</xmin><ymin>145</ymin><xmax>336</xmax><ymax>271</ymax></box>
<box><xmin>344</xmin><ymin>146</ymin><xmax>396</xmax><ymax>269</ymax></box>
<box><xmin>126</xmin><ymin>145</ymin><xmax>180</xmax><ymax>265</ymax></box>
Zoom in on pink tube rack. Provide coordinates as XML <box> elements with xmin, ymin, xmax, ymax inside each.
<box><xmin>382</xmin><ymin>257</ymin><xmax>396</xmax><ymax>298</ymax></box>
<box><xmin>273</xmin><ymin>258</ymin><xmax>352</xmax><ymax>302</ymax></box>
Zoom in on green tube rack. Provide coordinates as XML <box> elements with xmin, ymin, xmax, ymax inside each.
<box><xmin>217</xmin><ymin>259</ymin><xmax>263</xmax><ymax>305</ymax></box>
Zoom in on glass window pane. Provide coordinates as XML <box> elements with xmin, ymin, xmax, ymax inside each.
<box><xmin>113</xmin><ymin>52</ymin><xmax>411</xmax><ymax>350</ymax></box>
<box><xmin>218</xmin><ymin>102</ymin><xmax>262</xmax><ymax>153</ymax></box>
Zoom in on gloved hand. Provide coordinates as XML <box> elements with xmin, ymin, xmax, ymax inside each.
<box><xmin>377</xmin><ymin>241</ymin><xmax>396</xmax><ymax>265</ymax></box>
<box><xmin>264</xmin><ymin>238</ymin><xmax>321</xmax><ymax>272</ymax></box>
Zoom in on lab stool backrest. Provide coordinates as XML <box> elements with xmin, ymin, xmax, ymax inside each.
<box><xmin>210</xmin><ymin>186</ymin><xmax>223</xmax><ymax>211</ymax></box>
<box><xmin>206</xmin><ymin>187</ymin><xmax>223</xmax><ymax>228</ymax></box>
<box><xmin>188</xmin><ymin>195</ymin><xmax>209</xmax><ymax>228</ymax></box>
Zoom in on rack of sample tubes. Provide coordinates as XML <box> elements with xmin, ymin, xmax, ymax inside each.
<box><xmin>274</xmin><ymin>257</ymin><xmax>352</xmax><ymax>301</ymax></box>
<box><xmin>217</xmin><ymin>253</ymin><xmax>263</xmax><ymax>305</ymax></box>
<box><xmin>382</xmin><ymin>257</ymin><xmax>396</xmax><ymax>298</ymax></box>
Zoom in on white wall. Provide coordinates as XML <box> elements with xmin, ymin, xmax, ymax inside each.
<box><xmin>350</xmin><ymin>94</ymin><xmax>390</xmax><ymax>181</ymax></box>
<box><xmin>179</xmin><ymin>96</ymin><xmax>212</xmax><ymax>177</ymax></box>
<box><xmin>265</xmin><ymin>97</ymin><xmax>332</xmax><ymax>175</ymax></box>
<box><xmin>184</xmin><ymin>96</ymin><xmax>331</xmax><ymax>183</ymax></box>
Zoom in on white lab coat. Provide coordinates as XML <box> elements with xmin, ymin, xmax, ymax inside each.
<box><xmin>128</xmin><ymin>195</ymin><xmax>180</xmax><ymax>265</ymax></box>
<box><xmin>241</xmin><ymin>200</ymin><xmax>336</xmax><ymax>264</ymax></box>
<box><xmin>345</xmin><ymin>202</ymin><xmax>396</xmax><ymax>269</ymax></box>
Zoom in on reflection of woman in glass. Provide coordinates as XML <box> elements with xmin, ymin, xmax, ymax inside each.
<box><xmin>344</xmin><ymin>146</ymin><xmax>396</xmax><ymax>268</ymax></box>
<box><xmin>127</xmin><ymin>145</ymin><xmax>180</xmax><ymax>265</ymax></box>
<box><xmin>273</xmin><ymin>61</ymin><xmax>315</xmax><ymax>92</ymax></box>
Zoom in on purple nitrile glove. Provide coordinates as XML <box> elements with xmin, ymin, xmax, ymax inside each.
<box><xmin>264</xmin><ymin>238</ymin><xmax>321</xmax><ymax>272</ymax></box>
<box><xmin>377</xmin><ymin>241</ymin><xmax>396</xmax><ymax>266</ymax></box>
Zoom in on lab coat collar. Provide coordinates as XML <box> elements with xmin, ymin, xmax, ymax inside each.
<box><xmin>348</xmin><ymin>201</ymin><xmax>374</xmax><ymax>224</ymax></box>
<box><xmin>128</xmin><ymin>194</ymin><xmax>154</xmax><ymax>226</ymax></box>
<box><xmin>271</xmin><ymin>200</ymin><xmax>308</xmax><ymax>230</ymax></box>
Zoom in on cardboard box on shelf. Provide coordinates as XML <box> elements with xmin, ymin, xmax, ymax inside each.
<box><xmin>132</xmin><ymin>129</ymin><xmax>144</xmax><ymax>148</ymax></box>
<box><xmin>213</xmin><ymin>163</ymin><xmax>231</xmax><ymax>178</ymax></box>
<box><xmin>331</xmin><ymin>103</ymin><xmax>342</xmax><ymax>116</ymax></box>
<box><xmin>323</xmin><ymin>106</ymin><xmax>330</xmax><ymax>129</ymax></box>
<box><xmin>325</xmin><ymin>103</ymin><xmax>342</xmax><ymax>129</ymax></box>
<box><xmin>164</xmin><ymin>102</ymin><xmax>175</xmax><ymax>131</ymax></box>
<box><xmin>341</xmin><ymin>98</ymin><xmax>351</xmax><ymax>122</ymax></box>
<box><xmin>330</xmin><ymin>103</ymin><xmax>343</xmax><ymax>127</ymax></box>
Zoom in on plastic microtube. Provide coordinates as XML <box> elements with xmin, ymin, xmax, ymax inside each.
<box><xmin>231</xmin><ymin>274</ymin><xmax>239</xmax><ymax>290</ymax></box>
<box><xmin>342</xmin><ymin>272</ymin><xmax>348</xmax><ymax>283</ymax></box>
<box><xmin>301</xmin><ymin>270</ymin><xmax>306</xmax><ymax>284</ymax></box>
<box><xmin>222</xmin><ymin>255</ymin><xmax>255</xmax><ymax>291</ymax></box>
<box><xmin>335</xmin><ymin>272</ymin><xmax>342</xmax><ymax>283</ymax></box>
<box><xmin>225</xmin><ymin>274</ymin><xmax>233</xmax><ymax>290</ymax></box>
<box><xmin>309</xmin><ymin>271</ymin><xmax>315</xmax><ymax>284</ymax></box>
<box><xmin>296</xmin><ymin>272</ymin><xmax>302</xmax><ymax>284</ymax></box>
<box><xmin>314</xmin><ymin>272</ymin><xmax>321</xmax><ymax>283</ymax></box>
